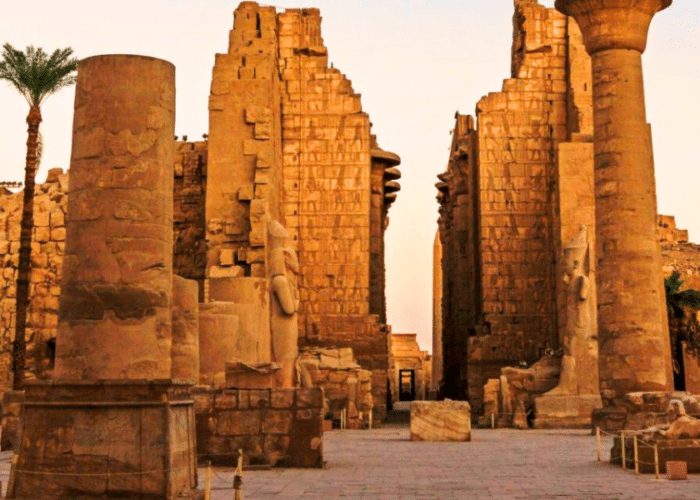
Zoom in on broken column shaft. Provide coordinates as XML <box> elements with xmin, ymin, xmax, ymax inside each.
<box><xmin>54</xmin><ymin>55</ymin><xmax>176</xmax><ymax>380</ymax></box>
<box><xmin>555</xmin><ymin>0</ymin><xmax>674</xmax><ymax>400</ymax></box>
<box><xmin>8</xmin><ymin>55</ymin><xmax>201</xmax><ymax>500</ymax></box>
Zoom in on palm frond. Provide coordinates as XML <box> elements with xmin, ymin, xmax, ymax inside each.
<box><xmin>0</xmin><ymin>43</ymin><xmax>79</xmax><ymax>106</ymax></box>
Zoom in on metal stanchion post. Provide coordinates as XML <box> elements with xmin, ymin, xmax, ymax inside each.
<box><xmin>205</xmin><ymin>461</ymin><xmax>211</xmax><ymax>500</ymax></box>
<box><xmin>621</xmin><ymin>432</ymin><xmax>626</xmax><ymax>470</ymax></box>
<box><xmin>596</xmin><ymin>427</ymin><xmax>602</xmax><ymax>462</ymax></box>
<box><xmin>369</xmin><ymin>410</ymin><xmax>373</xmax><ymax>429</ymax></box>
<box><xmin>491</xmin><ymin>413</ymin><xmax>495</xmax><ymax>430</ymax></box>
<box><xmin>633</xmin><ymin>435</ymin><xmax>639</xmax><ymax>475</ymax></box>
<box><xmin>7</xmin><ymin>455</ymin><xmax>18</xmax><ymax>498</ymax></box>
<box><xmin>233</xmin><ymin>449</ymin><xmax>243</xmax><ymax>500</ymax></box>
<box><xmin>654</xmin><ymin>444</ymin><xmax>660</xmax><ymax>480</ymax></box>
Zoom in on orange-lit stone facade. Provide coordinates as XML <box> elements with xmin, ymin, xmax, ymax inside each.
<box><xmin>0</xmin><ymin>2</ymin><xmax>399</xmax><ymax>422</ymax></box>
<box><xmin>438</xmin><ymin>0</ymin><xmax>675</xmax><ymax>415</ymax></box>
<box><xmin>437</xmin><ymin>0</ymin><xmax>595</xmax><ymax>413</ymax></box>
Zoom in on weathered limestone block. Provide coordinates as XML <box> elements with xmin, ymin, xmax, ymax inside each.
<box><xmin>497</xmin><ymin>356</ymin><xmax>560</xmax><ymax>429</ymax></box>
<box><xmin>593</xmin><ymin>391</ymin><xmax>700</xmax><ymax>432</ymax></box>
<box><xmin>410</xmin><ymin>400</ymin><xmax>471</xmax><ymax>442</ymax></box>
<box><xmin>172</xmin><ymin>276</ymin><xmax>200</xmax><ymax>382</ymax></box>
<box><xmin>199</xmin><ymin>302</ymin><xmax>241</xmax><ymax>387</ymax></box>
<box><xmin>612</xmin><ymin>399</ymin><xmax>700</xmax><ymax>472</ymax></box>
<box><xmin>208</xmin><ymin>277</ymin><xmax>272</xmax><ymax>364</ymax></box>
<box><xmin>8</xmin><ymin>54</ymin><xmax>201</xmax><ymax>500</ymax></box>
<box><xmin>0</xmin><ymin>390</ymin><xmax>24</xmax><ymax>451</ymax></box>
<box><xmin>54</xmin><ymin>55</ymin><xmax>175</xmax><ymax>381</ymax></box>
<box><xmin>9</xmin><ymin>381</ymin><xmax>199</xmax><ymax>499</ymax></box>
<box><xmin>297</xmin><ymin>347</ymin><xmax>372</xmax><ymax>429</ymax></box>
<box><xmin>194</xmin><ymin>386</ymin><xmax>323</xmax><ymax>468</ymax></box>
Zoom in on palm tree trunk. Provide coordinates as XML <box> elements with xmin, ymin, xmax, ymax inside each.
<box><xmin>12</xmin><ymin>105</ymin><xmax>42</xmax><ymax>390</ymax></box>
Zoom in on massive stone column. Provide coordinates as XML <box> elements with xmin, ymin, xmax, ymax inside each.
<box><xmin>555</xmin><ymin>0</ymin><xmax>674</xmax><ymax>401</ymax></box>
<box><xmin>54</xmin><ymin>55</ymin><xmax>175</xmax><ymax>380</ymax></box>
<box><xmin>8</xmin><ymin>55</ymin><xmax>201</xmax><ymax>500</ymax></box>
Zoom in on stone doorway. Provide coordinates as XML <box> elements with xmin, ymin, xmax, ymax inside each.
<box><xmin>399</xmin><ymin>369</ymin><xmax>416</xmax><ymax>401</ymax></box>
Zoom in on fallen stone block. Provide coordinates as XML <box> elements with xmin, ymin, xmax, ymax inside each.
<box><xmin>410</xmin><ymin>400</ymin><xmax>471</xmax><ymax>442</ymax></box>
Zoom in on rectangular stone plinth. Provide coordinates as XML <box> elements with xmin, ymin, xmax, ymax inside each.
<box><xmin>410</xmin><ymin>400</ymin><xmax>471</xmax><ymax>442</ymax></box>
<box><xmin>7</xmin><ymin>381</ymin><xmax>201</xmax><ymax>500</ymax></box>
<box><xmin>612</xmin><ymin>437</ymin><xmax>700</xmax><ymax>474</ymax></box>
<box><xmin>193</xmin><ymin>387</ymin><xmax>323</xmax><ymax>468</ymax></box>
<box><xmin>0</xmin><ymin>390</ymin><xmax>24</xmax><ymax>451</ymax></box>
<box><xmin>534</xmin><ymin>394</ymin><xmax>602</xmax><ymax>429</ymax></box>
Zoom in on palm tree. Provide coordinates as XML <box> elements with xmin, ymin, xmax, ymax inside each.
<box><xmin>664</xmin><ymin>270</ymin><xmax>700</xmax><ymax>391</ymax></box>
<box><xmin>0</xmin><ymin>44</ymin><xmax>78</xmax><ymax>390</ymax></box>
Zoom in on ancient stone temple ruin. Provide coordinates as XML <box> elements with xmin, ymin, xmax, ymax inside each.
<box><xmin>0</xmin><ymin>0</ymin><xmax>400</xmax><ymax>434</ymax></box>
<box><xmin>437</xmin><ymin>0</ymin><xmax>597</xmax><ymax>416</ymax></box>
<box><xmin>436</xmin><ymin>0</ymin><xmax>676</xmax><ymax>426</ymax></box>
<box><xmin>8</xmin><ymin>54</ymin><xmax>201</xmax><ymax>499</ymax></box>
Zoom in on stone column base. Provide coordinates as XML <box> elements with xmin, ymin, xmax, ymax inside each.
<box><xmin>534</xmin><ymin>394</ymin><xmax>603</xmax><ymax>429</ymax></box>
<box><xmin>7</xmin><ymin>380</ymin><xmax>202</xmax><ymax>500</ymax></box>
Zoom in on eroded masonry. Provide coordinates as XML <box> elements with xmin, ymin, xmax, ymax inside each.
<box><xmin>436</xmin><ymin>0</ymin><xmax>681</xmax><ymax>426</ymax></box>
<box><xmin>0</xmin><ymin>0</ymin><xmax>399</xmax><ymax>450</ymax></box>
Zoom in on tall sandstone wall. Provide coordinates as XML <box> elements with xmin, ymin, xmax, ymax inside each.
<box><xmin>437</xmin><ymin>0</ymin><xmax>595</xmax><ymax>414</ymax></box>
<box><xmin>0</xmin><ymin>4</ymin><xmax>397</xmax><ymax>421</ymax></box>
<box><xmin>277</xmin><ymin>8</ymin><xmax>391</xmax><ymax>418</ymax></box>
<box><xmin>0</xmin><ymin>169</ymin><xmax>67</xmax><ymax>388</ymax></box>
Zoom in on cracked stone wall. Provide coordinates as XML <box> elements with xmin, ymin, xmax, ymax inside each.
<box><xmin>277</xmin><ymin>8</ymin><xmax>392</xmax><ymax>420</ymax></box>
<box><xmin>437</xmin><ymin>0</ymin><xmax>595</xmax><ymax>414</ymax></box>
<box><xmin>0</xmin><ymin>3</ymin><xmax>397</xmax><ymax>422</ymax></box>
<box><xmin>0</xmin><ymin>169</ymin><xmax>67</xmax><ymax>389</ymax></box>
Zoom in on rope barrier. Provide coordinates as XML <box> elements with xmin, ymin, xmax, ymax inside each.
<box><xmin>12</xmin><ymin>465</ymin><xmax>191</xmax><ymax>477</ymax></box>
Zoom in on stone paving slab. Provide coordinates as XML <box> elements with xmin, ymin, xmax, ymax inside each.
<box><xmin>0</xmin><ymin>427</ymin><xmax>698</xmax><ymax>499</ymax></box>
<box><xmin>201</xmin><ymin>427</ymin><xmax>700</xmax><ymax>500</ymax></box>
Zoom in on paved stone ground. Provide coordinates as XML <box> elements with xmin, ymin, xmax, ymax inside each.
<box><xmin>204</xmin><ymin>426</ymin><xmax>700</xmax><ymax>500</ymax></box>
<box><xmin>0</xmin><ymin>426</ymin><xmax>697</xmax><ymax>499</ymax></box>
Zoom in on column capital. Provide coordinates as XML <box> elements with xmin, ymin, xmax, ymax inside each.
<box><xmin>555</xmin><ymin>0</ymin><xmax>672</xmax><ymax>54</ymax></box>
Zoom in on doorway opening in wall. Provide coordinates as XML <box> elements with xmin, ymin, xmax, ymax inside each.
<box><xmin>399</xmin><ymin>369</ymin><xmax>416</xmax><ymax>402</ymax></box>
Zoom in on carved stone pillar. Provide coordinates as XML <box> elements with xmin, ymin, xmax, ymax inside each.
<box><xmin>555</xmin><ymin>0</ymin><xmax>674</xmax><ymax>401</ymax></box>
<box><xmin>8</xmin><ymin>55</ymin><xmax>201</xmax><ymax>500</ymax></box>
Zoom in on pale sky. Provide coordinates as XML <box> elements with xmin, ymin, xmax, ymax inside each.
<box><xmin>1</xmin><ymin>0</ymin><xmax>698</xmax><ymax>352</ymax></box>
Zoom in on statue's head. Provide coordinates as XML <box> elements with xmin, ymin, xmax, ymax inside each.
<box><xmin>268</xmin><ymin>220</ymin><xmax>299</xmax><ymax>275</ymax></box>
<box><xmin>563</xmin><ymin>225</ymin><xmax>588</xmax><ymax>281</ymax></box>
<box><xmin>668</xmin><ymin>399</ymin><xmax>687</xmax><ymax>421</ymax></box>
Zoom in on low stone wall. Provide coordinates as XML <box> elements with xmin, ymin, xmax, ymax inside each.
<box><xmin>193</xmin><ymin>386</ymin><xmax>323</xmax><ymax>468</ymax></box>
<box><xmin>612</xmin><ymin>435</ymin><xmax>700</xmax><ymax>473</ymax></box>
<box><xmin>0</xmin><ymin>389</ymin><xmax>23</xmax><ymax>451</ymax></box>
<box><xmin>297</xmin><ymin>347</ymin><xmax>373</xmax><ymax>429</ymax></box>
<box><xmin>593</xmin><ymin>392</ymin><xmax>700</xmax><ymax>432</ymax></box>
<box><xmin>0</xmin><ymin>169</ymin><xmax>67</xmax><ymax>389</ymax></box>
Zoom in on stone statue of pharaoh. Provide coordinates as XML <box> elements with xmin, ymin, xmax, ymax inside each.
<box><xmin>268</xmin><ymin>221</ymin><xmax>300</xmax><ymax>389</ymax></box>
<box><xmin>545</xmin><ymin>225</ymin><xmax>595</xmax><ymax>396</ymax></box>
<box><xmin>639</xmin><ymin>399</ymin><xmax>700</xmax><ymax>441</ymax></box>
